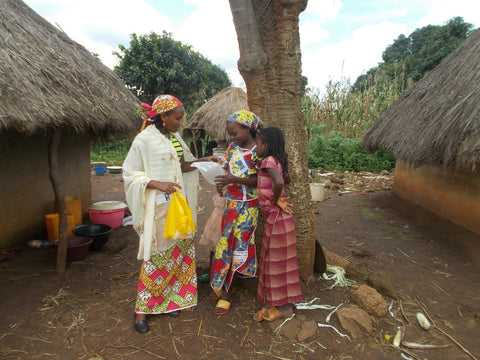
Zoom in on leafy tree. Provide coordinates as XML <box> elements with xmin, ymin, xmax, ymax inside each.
<box><xmin>352</xmin><ymin>17</ymin><xmax>473</xmax><ymax>93</ymax></box>
<box><xmin>114</xmin><ymin>32</ymin><xmax>231</xmax><ymax>110</ymax></box>
<box><xmin>382</xmin><ymin>34</ymin><xmax>409</xmax><ymax>63</ymax></box>
<box><xmin>301</xmin><ymin>75</ymin><xmax>308</xmax><ymax>96</ymax></box>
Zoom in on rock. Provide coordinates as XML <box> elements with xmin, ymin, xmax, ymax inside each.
<box><xmin>328</xmin><ymin>183</ymin><xmax>341</xmax><ymax>191</ymax></box>
<box><xmin>351</xmin><ymin>284</ymin><xmax>388</xmax><ymax>317</ymax></box>
<box><xmin>330</xmin><ymin>177</ymin><xmax>345</xmax><ymax>185</ymax></box>
<box><xmin>323</xmin><ymin>248</ymin><xmax>351</xmax><ymax>269</ymax></box>
<box><xmin>336</xmin><ymin>305</ymin><xmax>373</xmax><ymax>339</ymax></box>
<box><xmin>367</xmin><ymin>270</ymin><xmax>397</xmax><ymax>299</ymax></box>
<box><xmin>297</xmin><ymin>320</ymin><xmax>317</xmax><ymax>342</ymax></box>
<box><xmin>269</xmin><ymin>316</ymin><xmax>302</xmax><ymax>340</ymax></box>
<box><xmin>351</xmin><ymin>249</ymin><xmax>370</xmax><ymax>258</ymax></box>
<box><xmin>346</xmin><ymin>262</ymin><xmax>369</xmax><ymax>282</ymax></box>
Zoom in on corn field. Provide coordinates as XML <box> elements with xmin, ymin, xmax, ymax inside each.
<box><xmin>303</xmin><ymin>71</ymin><xmax>408</xmax><ymax>140</ymax></box>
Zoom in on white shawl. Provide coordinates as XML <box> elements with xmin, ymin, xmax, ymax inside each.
<box><xmin>123</xmin><ymin>125</ymin><xmax>199</xmax><ymax>260</ymax></box>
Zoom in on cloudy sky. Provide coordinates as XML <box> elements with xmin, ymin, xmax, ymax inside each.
<box><xmin>24</xmin><ymin>0</ymin><xmax>480</xmax><ymax>92</ymax></box>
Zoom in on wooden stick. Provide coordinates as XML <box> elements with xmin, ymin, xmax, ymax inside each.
<box><xmin>48</xmin><ymin>127</ymin><xmax>67</xmax><ymax>275</ymax></box>
<box><xmin>415</xmin><ymin>299</ymin><xmax>435</xmax><ymax>326</ymax></box>
<box><xmin>396</xmin><ymin>247</ymin><xmax>410</xmax><ymax>258</ymax></box>
<box><xmin>254</xmin><ymin>351</ymin><xmax>292</xmax><ymax>360</ymax></box>
<box><xmin>107</xmin><ymin>345</ymin><xmax>165</xmax><ymax>359</ymax></box>
<box><xmin>435</xmin><ymin>327</ymin><xmax>479</xmax><ymax>360</ymax></box>
<box><xmin>397</xmin><ymin>249</ymin><xmax>452</xmax><ymax>277</ymax></box>
<box><xmin>0</xmin><ymin>274</ymin><xmax>40</xmax><ymax>282</ymax></box>
<box><xmin>416</xmin><ymin>299</ymin><xmax>478</xmax><ymax>360</ymax></box>
<box><xmin>430</xmin><ymin>281</ymin><xmax>452</xmax><ymax>298</ymax></box>
<box><xmin>117</xmin><ymin>297</ymin><xmax>135</xmax><ymax>311</ymax></box>
<box><xmin>399</xmin><ymin>299</ymin><xmax>409</xmax><ymax>324</ymax></box>
<box><xmin>197</xmin><ymin>318</ymin><xmax>203</xmax><ymax>336</ymax></box>
<box><xmin>240</xmin><ymin>328</ymin><xmax>249</xmax><ymax>348</ymax></box>
<box><xmin>172</xmin><ymin>338</ymin><xmax>181</xmax><ymax>357</ymax></box>
<box><xmin>116</xmin><ymin>253</ymin><xmax>133</xmax><ymax>266</ymax></box>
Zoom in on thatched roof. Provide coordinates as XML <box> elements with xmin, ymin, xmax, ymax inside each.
<box><xmin>0</xmin><ymin>0</ymin><xmax>141</xmax><ymax>136</ymax></box>
<box><xmin>363</xmin><ymin>28</ymin><xmax>480</xmax><ymax>173</ymax></box>
<box><xmin>183</xmin><ymin>87</ymin><xmax>248</xmax><ymax>143</ymax></box>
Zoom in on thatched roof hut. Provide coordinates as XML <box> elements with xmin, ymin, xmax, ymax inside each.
<box><xmin>183</xmin><ymin>87</ymin><xmax>248</xmax><ymax>144</ymax></box>
<box><xmin>363</xmin><ymin>28</ymin><xmax>480</xmax><ymax>174</ymax></box>
<box><xmin>0</xmin><ymin>0</ymin><xmax>141</xmax><ymax>137</ymax></box>
<box><xmin>0</xmin><ymin>0</ymin><xmax>142</xmax><ymax>248</ymax></box>
<box><xmin>363</xmin><ymin>28</ymin><xmax>480</xmax><ymax>236</ymax></box>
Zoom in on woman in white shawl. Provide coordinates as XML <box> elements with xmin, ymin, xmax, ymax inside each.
<box><xmin>123</xmin><ymin>95</ymin><xmax>220</xmax><ymax>333</ymax></box>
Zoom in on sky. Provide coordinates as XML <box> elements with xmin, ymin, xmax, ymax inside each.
<box><xmin>24</xmin><ymin>0</ymin><xmax>480</xmax><ymax>93</ymax></box>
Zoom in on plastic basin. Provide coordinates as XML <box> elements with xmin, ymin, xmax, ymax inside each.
<box><xmin>87</xmin><ymin>201</ymin><xmax>127</xmax><ymax>228</ymax></box>
<box><xmin>88</xmin><ymin>208</ymin><xmax>125</xmax><ymax>228</ymax></box>
<box><xmin>54</xmin><ymin>236</ymin><xmax>92</xmax><ymax>262</ymax></box>
<box><xmin>73</xmin><ymin>224</ymin><xmax>113</xmax><ymax>251</ymax></box>
<box><xmin>94</xmin><ymin>166</ymin><xmax>106</xmax><ymax>176</ymax></box>
<box><xmin>107</xmin><ymin>166</ymin><xmax>122</xmax><ymax>174</ymax></box>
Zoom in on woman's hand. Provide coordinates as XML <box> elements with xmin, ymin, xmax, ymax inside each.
<box><xmin>200</xmin><ymin>155</ymin><xmax>224</xmax><ymax>165</ymax></box>
<box><xmin>148</xmin><ymin>180</ymin><xmax>182</xmax><ymax>194</ymax></box>
<box><xmin>214</xmin><ymin>173</ymin><xmax>236</xmax><ymax>187</ymax></box>
<box><xmin>276</xmin><ymin>196</ymin><xmax>293</xmax><ymax>214</ymax></box>
<box><xmin>183</xmin><ymin>156</ymin><xmax>225</xmax><ymax>173</ymax></box>
<box><xmin>216</xmin><ymin>186</ymin><xmax>224</xmax><ymax>196</ymax></box>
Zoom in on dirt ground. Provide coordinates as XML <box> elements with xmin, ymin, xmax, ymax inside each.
<box><xmin>1</xmin><ymin>170</ymin><xmax>479</xmax><ymax>360</ymax></box>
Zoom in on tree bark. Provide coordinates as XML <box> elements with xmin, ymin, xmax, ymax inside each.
<box><xmin>48</xmin><ymin>128</ymin><xmax>67</xmax><ymax>275</ymax></box>
<box><xmin>229</xmin><ymin>0</ymin><xmax>315</xmax><ymax>281</ymax></box>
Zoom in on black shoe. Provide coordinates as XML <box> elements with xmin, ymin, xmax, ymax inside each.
<box><xmin>165</xmin><ymin>310</ymin><xmax>180</xmax><ymax>317</ymax></box>
<box><xmin>134</xmin><ymin>318</ymin><xmax>149</xmax><ymax>333</ymax></box>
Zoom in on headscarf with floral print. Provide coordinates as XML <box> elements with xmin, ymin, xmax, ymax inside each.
<box><xmin>138</xmin><ymin>95</ymin><xmax>183</xmax><ymax>131</ymax></box>
<box><xmin>149</xmin><ymin>95</ymin><xmax>183</xmax><ymax>118</ymax></box>
<box><xmin>226</xmin><ymin>110</ymin><xmax>260</xmax><ymax>131</ymax></box>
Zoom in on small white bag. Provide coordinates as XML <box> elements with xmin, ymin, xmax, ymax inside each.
<box><xmin>191</xmin><ymin>161</ymin><xmax>225</xmax><ymax>185</ymax></box>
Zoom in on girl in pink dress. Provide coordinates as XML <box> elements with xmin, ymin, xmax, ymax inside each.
<box><xmin>253</xmin><ymin>127</ymin><xmax>303</xmax><ymax>322</ymax></box>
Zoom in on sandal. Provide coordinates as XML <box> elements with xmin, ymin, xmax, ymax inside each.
<box><xmin>213</xmin><ymin>293</ymin><xmax>233</xmax><ymax>315</ymax></box>
<box><xmin>208</xmin><ymin>289</ymin><xmax>224</xmax><ymax>301</ymax></box>
<box><xmin>253</xmin><ymin>307</ymin><xmax>269</xmax><ymax>322</ymax></box>
<box><xmin>208</xmin><ymin>286</ymin><xmax>236</xmax><ymax>301</ymax></box>
<box><xmin>262</xmin><ymin>307</ymin><xmax>286</xmax><ymax>322</ymax></box>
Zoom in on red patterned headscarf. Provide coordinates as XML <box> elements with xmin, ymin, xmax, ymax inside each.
<box><xmin>149</xmin><ymin>95</ymin><xmax>183</xmax><ymax>118</ymax></box>
<box><xmin>139</xmin><ymin>95</ymin><xmax>183</xmax><ymax>131</ymax></box>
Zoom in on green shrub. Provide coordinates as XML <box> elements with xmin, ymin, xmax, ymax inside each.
<box><xmin>90</xmin><ymin>137</ymin><xmax>133</xmax><ymax>166</ymax></box>
<box><xmin>307</xmin><ymin>128</ymin><xmax>395</xmax><ymax>172</ymax></box>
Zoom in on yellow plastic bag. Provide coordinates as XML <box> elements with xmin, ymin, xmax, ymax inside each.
<box><xmin>163</xmin><ymin>191</ymin><xmax>196</xmax><ymax>240</ymax></box>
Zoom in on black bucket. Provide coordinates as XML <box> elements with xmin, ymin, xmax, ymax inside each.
<box><xmin>72</xmin><ymin>224</ymin><xmax>113</xmax><ymax>251</ymax></box>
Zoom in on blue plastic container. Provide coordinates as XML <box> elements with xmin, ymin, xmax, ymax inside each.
<box><xmin>94</xmin><ymin>166</ymin><xmax>106</xmax><ymax>176</ymax></box>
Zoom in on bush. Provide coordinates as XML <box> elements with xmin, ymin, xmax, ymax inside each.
<box><xmin>90</xmin><ymin>137</ymin><xmax>133</xmax><ymax>166</ymax></box>
<box><xmin>307</xmin><ymin>128</ymin><xmax>395</xmax><ymax>172</ymax></box>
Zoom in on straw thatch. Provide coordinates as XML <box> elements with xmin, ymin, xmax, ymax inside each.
<box><xmin>0</xmin><ymin>0</ymin><xmax>141</xmax><ymax>136</ymax></box>
<box><xmin>183</xmin><ymin>87</ymin><xmax>248</xmax><ymax>143</ymax></box>
<box><xmin>363</xmin><ymin>28</ymin><xmax>480</xmax><ymax>173</ymax></box>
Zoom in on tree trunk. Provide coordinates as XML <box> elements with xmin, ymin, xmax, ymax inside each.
<box><xmin>48</xmin><ymin>128</ymin><xmax>67</xmax><ymax>275</ymax></box>
<box><xmin>229</xmin><ymin>0</ymin><xmax>315</xmax><ymax>282</ymax></box>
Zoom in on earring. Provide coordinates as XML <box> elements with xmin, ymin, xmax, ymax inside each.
<box><xmin>163</xmin><ymin>122</ymin><xmax>166</xmax><ymax>126</ymax></box>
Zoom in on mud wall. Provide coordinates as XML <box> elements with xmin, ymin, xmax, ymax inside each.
<box><xmin>0</xmin><ymin>129</ymin><xmax>91</xmax><ymax>248</ymax></box>
<box><xmin>394</xmin><ymin>160</ymin><xmax>480</xmax><ymax>236</ymax></box>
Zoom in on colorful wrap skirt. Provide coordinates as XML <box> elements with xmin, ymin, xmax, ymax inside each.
<box><xmin>135</xmin><ymin>237</ymin><xmax>197</xmax><ymax>314</ymax></box>
<box><xmin>210</xmin><ymin>198</ymin><xmax>258</xmax><ymax>291</ymax></box>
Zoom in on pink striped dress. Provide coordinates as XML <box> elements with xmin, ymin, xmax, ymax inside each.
<box><xmin>256</xmin><ymin>156</ymin><xmax>303</xmax><ymax>306</ymax></box>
